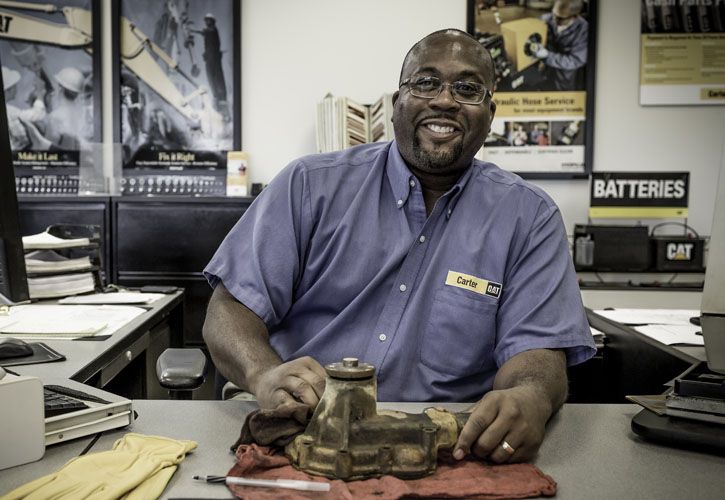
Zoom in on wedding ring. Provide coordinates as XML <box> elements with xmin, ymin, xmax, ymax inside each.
<box><xmin>501</xmin><ymin>440</ymin><xmax>515</xmax><ymax>455</ymax></box>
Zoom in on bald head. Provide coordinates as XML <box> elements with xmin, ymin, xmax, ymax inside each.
<box><xmin>399</xmin><ymin>29</ymin><xmax>495</xmax><ymax>89</ymax></box>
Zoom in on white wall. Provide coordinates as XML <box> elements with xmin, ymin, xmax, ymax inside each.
<box><xmin>103</xmin><ymin>0</ymin><xmax>724</xmax><ymax>234</ymax></box>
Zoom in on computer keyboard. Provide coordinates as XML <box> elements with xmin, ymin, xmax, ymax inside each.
<box><xmin>44</xmin><ymin>386</ymin><xmax>90</xmax><ymax>418</ymax></box>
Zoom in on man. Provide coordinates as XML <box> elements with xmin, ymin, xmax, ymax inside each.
<box><xmin>203</xmin><ymin>29</ymin><xmax>595</xmax><ymax>463</ymax></box>
<box><xmin>2</xmin><ymin>66</ymin><xmax>46</xmax><ymax>151</ymax></box>
<box><xmin>189</xmin><ymin>13</ymin><xmax>228</xmax><ymax>116</ymax></box>
<box><xmin>530</xmin><ymin>0</ymin><xmax>588</xmax><ymax>91</ymax></box>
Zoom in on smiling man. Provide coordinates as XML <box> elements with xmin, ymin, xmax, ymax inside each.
<box><xmin>203</xmin><ymin>29</ymin><xmax>595</xmax><ymax>464</ymax></box>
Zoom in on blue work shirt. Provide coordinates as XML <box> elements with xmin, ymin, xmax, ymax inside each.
<box><xmin>205</xmin><ymin>141</ymin><xmax>595</xmax><ymax>402</ymax></box>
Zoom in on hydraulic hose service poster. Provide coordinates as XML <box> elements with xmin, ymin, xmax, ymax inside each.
<box><xmin>0</xmin><ymin>0</ymin><xmax>101</xmax><ymax>194</ymax></box>
<box><xmin>114</xmin><ymin>0</ymin><xmax>240</xmax><ymax>196</ymax></box>
<box><xmin>640</xmin><ymin>1</ymin><xmax>725</xmax><ymax>105</ymax></box>
<box><xmin>467</xmin><ymin>0</ymin><xmax>597</xmax><ymax>178</ymax></box>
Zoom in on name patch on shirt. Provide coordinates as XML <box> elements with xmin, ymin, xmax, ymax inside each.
<box><xmin>445</xmin><ymin>271</ymin><xmax>502</xmax><ymax>298</ymax></box>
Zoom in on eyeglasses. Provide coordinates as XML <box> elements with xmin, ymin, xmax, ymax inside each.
<box><xmin>399</xmin><ymin>75</ymin><xmax>492</xmax><ymax>105</ymax></box>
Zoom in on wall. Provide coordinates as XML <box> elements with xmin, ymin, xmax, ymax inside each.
<box><xmin>103</xmin><ymin>0</ymin><xmax>724</xmax><ymax>234</ymax></box>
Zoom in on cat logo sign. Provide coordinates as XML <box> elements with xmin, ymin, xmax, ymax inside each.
<box><xmin>666</xmin><ymin>242</ymin><xmax>694</xmax><ymax>261</ymax></box>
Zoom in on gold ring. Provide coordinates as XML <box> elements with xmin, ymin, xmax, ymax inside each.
<box><xmin>501</xmin><ymin>440</ymin><xmax>515</xmax><ymax>455</ymax></box>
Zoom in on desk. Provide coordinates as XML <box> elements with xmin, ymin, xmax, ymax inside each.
<box><xmin>587</xmin><ymin>308</ymin><xmax>705</xmax><ymax>401</ymax></box>
<box><xmin>2</xmin><ymin>401</ymin><xmax>724</xmax><ymax>499</ymax></box>
<box><xmin>6</xmin><ymin>292</ymin><xmax>183</xmax><ymax>399</ymax></box>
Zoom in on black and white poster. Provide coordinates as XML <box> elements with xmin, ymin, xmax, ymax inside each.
<box><xmin>468</xmin><ymin>0</ymin><xmax>597</xmax><ymax>178</ymax></box>
<box><xmin>0</xmin><ymin>0</ymin><xmax>101</xmax><ymax>194</ymax></box>
<box><xmin>116</xmin><ymin>0</ymin><xmax>240</xmax><ymax>195</ymax></box>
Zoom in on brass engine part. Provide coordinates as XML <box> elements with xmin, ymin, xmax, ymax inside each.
<box><xmin>285</xmin><ymin>358</ymin><xmax>469</xmax><ymax>481</ymax></box>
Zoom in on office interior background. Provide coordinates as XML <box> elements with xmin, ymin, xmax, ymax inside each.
<box><xmin>107</xmin><ymin>0</ymin><xmax>723</xmax><ymax>232</ymax></box>
<box><xmin>4</xmin><ymin>0</ymin><xmax>723</xmax><ymax>382</ymax></box>
<box><xmin>3</xmin><ymin>1</ymin><xmax>725</xmax><ymax>495</ymax></box>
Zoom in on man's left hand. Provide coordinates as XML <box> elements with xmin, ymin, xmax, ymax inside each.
<box><xmin>529</xmin><ymin>43</ymin><xmax>549</xmax><ymax>59</ymax></box>
<box><xmin>453</xmin><ymin>385</ymin><xmax>549</xmax><ymax>463</ymax></box>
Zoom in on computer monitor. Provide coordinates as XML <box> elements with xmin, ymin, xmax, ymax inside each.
<box><xmin>0</xmin><ymin>63</ymin><xmax>29</xmax><ymax>304</ymax></box>
<box><xmin>700</xmin><ymin>139</ymin><xmax>725</xmax><ymax>374</ymax></box>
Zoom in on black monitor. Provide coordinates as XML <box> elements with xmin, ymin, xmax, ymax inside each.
<box><xmin>701</xmin><ymin>140</ymin><xmax>725</xmax><ymax>374</ymax></box>
<box><xmin>0</xmin><ymin>63</ymin><xmax>29</xmax><ymax>304</ymax></box>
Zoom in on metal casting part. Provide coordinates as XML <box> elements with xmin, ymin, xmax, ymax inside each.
<box><xmin>285</xmin><ymin>358</ymin><xmax>470</xmax><ymax>480</ymax></box>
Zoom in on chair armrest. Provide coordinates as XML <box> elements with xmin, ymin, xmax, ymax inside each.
<box><xmin>156</xmin><ymin>348</ymin><xmax>208</xmax><ymax>391</ymax></box>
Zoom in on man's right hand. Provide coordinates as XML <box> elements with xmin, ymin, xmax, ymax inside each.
<box><xmin>251</xmin><ymin>356</ymin><xmax>327</xmax><ymax>410</ymax></box>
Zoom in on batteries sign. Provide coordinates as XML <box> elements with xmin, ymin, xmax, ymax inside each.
<box><xmin>589</xmin><ymin>172</ymin><xmax>690</xmax><ymax>218</ymax></box>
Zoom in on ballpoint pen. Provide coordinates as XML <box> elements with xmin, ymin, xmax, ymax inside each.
<box><xmin>192</xmin><ymin>474</ymin><xmax>331</xmax><ymax>492</ymax></box>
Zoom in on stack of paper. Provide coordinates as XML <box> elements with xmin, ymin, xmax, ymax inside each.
<box><xmin>27</xmin><ymin>273</ymin><xmax>96</xmax><ymax>300</ymax></box>
<box><xmin>22</xmin><ymin>231</ymin><xmax>91</xmax><ymax>250</ymax></box>
<box><xmin>21</xmin><ymin>227</ymin><xmax>100</xmax><ymax>300</ymax></box>
<box><xmin>25</xmin><ymin>250</ymin><xmax>93</xmax><ymax>274</ymax></box>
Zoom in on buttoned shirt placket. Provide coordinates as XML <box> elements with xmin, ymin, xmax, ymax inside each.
<box><xmin>363</xmin><ymin>173</ymin><xmax>456</xmax><ymax>385</ymax></box>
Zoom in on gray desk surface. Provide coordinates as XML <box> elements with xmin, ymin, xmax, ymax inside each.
<box><xmin>4</xmin><ymin>401</ymin><xmax>723</xmax><ymax>499</ymax></box>
<box><xmin>7</xmin><ymin>292</ymin><xmax>183</xmax><ymax>382</ymax></box>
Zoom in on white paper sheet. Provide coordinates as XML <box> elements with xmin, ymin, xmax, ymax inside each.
<box><xmin>593</xmin><ymin>309</ymin><xmax>699</xmax><ymax>326</ymax></box>
<box><xmin>634</xmin><ymin>324</ymin><xmax>705</xmax><ymax>346</ymax></box>
<box><xmin>590</xmin><ymin>326</ymin><xmax>605</xmax><ymax>338</ymax></box>
<box><xmin>0</xmin><ymin>305</ymin><xmax>145</xmax><ymax>339</ymax></box>
<box><xmin>59</xmin><ymin>292</ymin><xmax>164</xmax><ymax>305</ymax></box>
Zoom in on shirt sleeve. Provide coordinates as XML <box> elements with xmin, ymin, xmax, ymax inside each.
<box><xmin>203</xmin><ymin>159</ymin><xmax>312</xmax><ymax>327</ymax></box>
<box><xmin>494</xmin><ymin>201</ymin><xmax>596</xmax><ymax>368</ymax></box>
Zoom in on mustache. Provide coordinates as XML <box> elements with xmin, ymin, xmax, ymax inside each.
<box><xmin>416</xmin><ymin>114</ymin><xmax>462</xmax><ymax>125</ymax></box>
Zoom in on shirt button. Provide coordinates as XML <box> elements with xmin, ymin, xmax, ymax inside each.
<box><xmin>447</xmin><ymin>208</ymin><xmax>452</xmax><ymax>216</ymax></box>
<box><xmin>409</xmin><ymin>179</ymin><xmax>415</xmax><ymax>187</ymax></box>
<box><xmin>399</xmin><ymin>284</ymin><xmax>407</xmax><ymax>292</ymax></box>
<box><xmin>378</xmin><ymin>333</ymin><xmax>387</xmax><ymax>342</ymax></box>
<box><xmin>397</xmin><ymin>199</ymin><xmax>403</xmax><ymax>207</ymax></box>
<box><xmin>419</xmin><ymin>235</ymin><xmax>426</xmax><ymax>243</ymax></box>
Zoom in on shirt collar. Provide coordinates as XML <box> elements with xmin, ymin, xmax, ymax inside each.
<box><xmin>387</xmin><ymin>140</ymin><xmax>476</xmax><ymax>217</ymax></box>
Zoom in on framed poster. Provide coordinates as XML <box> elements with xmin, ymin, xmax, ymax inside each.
<box><xmin>112</xmin><ymin>0</ymin><xmax>241</xmax><ymax>196</ymax></box>
<box><xmin>467</xmin><ymin>0</ymin><xmax>597</xmax><ymax>179</ymax></box>
<box><xmin>640</xmin><ymin>1</ymin><xmax>725</xmax><ymax>106</ymax></box>
<box><xmin>0</xmin><ymin>0</ymin><xmax>102</xmax><ymax>194</ymax></box>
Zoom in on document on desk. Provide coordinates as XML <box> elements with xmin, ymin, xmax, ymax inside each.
<box><xmin>590</xmin><ymin>326</ymin><xmax>605</xmax><ymax>339</ymax></box>
<box><xmin>0</xmin><ymin>305</ymin><xmax>146</xmax><ymax>340</ymax></box>
<box><xmin>593</xmin><ymin>309</ymin><xmax>699</xmax><ymax>326</ymax></box>
<box><xmin>58</xmin><ymin>292</ymin><xmax>165</xmax><ymax>305</ymax></box>
<box><xmin>634</xmin><ymin>325</ymin><xmax>705</xmax><ymax>346</ymax></box>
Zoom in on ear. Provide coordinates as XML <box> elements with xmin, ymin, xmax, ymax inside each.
<box><xmin>488</xmin><ymin>100</ymin><xmax>497</xmax><ymax>125</ymax></box>
<box><xmin>392</xmin><ymin>90</ymin><xmax>400</xmax><ymax>106</ymax></box>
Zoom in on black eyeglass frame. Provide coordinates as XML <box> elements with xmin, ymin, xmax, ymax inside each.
<box><xmin>399</xmin><ymin>76</ymin><xmax>493</xmax><ymax>105</ymax></box>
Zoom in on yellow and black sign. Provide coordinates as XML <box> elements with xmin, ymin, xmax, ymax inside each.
<box><xmin>445</xmin><ymin>271</ymin><xmax>501</xmax><ymax>299</ymax></box>
<box><xmin>589</xmin><ymin>172</ymin><xmax>690</xmax><ymax>219</ymax></box>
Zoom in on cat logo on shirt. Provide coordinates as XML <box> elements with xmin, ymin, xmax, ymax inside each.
<box><xmin>445</xmin><ymin>270</ymin><xmax>502</xmax><ymax>299</ymax></box>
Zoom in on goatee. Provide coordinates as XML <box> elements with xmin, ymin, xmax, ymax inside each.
<box><xmin>412</xmin><ymin>134</ymin><xmax>463</xmax><ymax>170</ymax></box>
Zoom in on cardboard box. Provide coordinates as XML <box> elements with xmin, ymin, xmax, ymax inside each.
<box><xmin>501</xmin><ymin>17</ymin><xmax>547</xmax><ymax>72</ymax></box>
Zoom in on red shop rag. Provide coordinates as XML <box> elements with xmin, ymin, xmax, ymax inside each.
<box><xmin>226</xmin><ymin>444</ymin><xmax>557</xmax><ymax>500</ymax></box>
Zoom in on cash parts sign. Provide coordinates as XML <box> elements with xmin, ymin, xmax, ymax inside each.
<box><xmin>588</xmin><ymin>172</ymin><xmax>689</xmax><ymax>218</ymax></box>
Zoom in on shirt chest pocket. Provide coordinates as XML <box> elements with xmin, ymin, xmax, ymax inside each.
<box><xmin>420</xmin><ymin>287</ymin><xmax>498</xmax><ymax>377</ymax></box>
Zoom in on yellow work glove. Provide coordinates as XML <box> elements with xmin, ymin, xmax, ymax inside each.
<box><xmin>2</xmin><ymin>433</ymin><xmax>197</xmax><ymax>500</ymax></box>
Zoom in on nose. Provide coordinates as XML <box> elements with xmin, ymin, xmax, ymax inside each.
<box><xmin>429</xmin><ymin>83</ymin><xmax>460</xmax><ymax>110</ymax></box>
